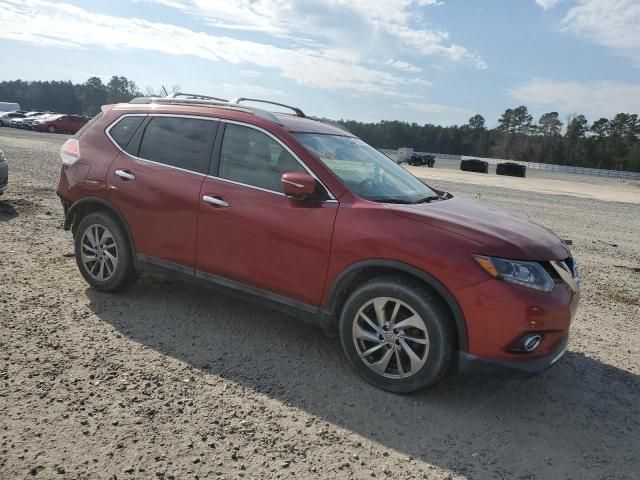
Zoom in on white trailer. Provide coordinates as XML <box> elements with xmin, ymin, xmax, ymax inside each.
<box><xmin>397</xmin><ymin>147</ymin><xmax>414</xmax><ymax>163</ymax></box>
<box><xmin>0</xmin><ymin>102</ymin><xmax>21</xmax><ymax>113</ymax></box>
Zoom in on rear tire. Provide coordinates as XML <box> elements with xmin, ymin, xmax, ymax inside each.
<box><xmin>338</xmin><ymin>276</ymin><xmax>453</xmax><ymax>393</ymax></box>
<box><xmin>74</xmin><ymin>211</ymin><xmax>138</xmax><ymax>292</ymax></box>
<box><xmin>48</xmin><ymin>125</ymin><xmax>56</xmax><ymax>133</ymax></box>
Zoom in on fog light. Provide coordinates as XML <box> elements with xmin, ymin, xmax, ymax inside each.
<box><xmin>509</xmin><ymin>333</ymin><xmax>544</xmax><ymax>353</ymax></box>
<box><xmin>523</xmin><ymin>334</ymin><xmax>542</xmax><ymax>352</ymax></box>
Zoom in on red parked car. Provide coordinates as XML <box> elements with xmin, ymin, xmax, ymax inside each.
<box><xmin>32</xmin><ymin>114</ymin><xmax>88</xmax><ymax>134</ymax></box>
<box><xmin>56</xmin><ymin>94</ymin><xmax>580</xmax><ymax>392</ymax></box>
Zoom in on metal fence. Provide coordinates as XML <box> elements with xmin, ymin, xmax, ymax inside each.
<box><xmin>381</xmin><ymin>149</ymin><xmax>640</xmax><ymax>180</ymax></box>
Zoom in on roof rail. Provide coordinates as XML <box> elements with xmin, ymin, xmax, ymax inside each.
<box><xmin>129</xmin><ymin>96</ymin><xmax>246</xmax><ymax>110</ymax></box>
<box><xmin>167</xmin><ymin>92</ymin><xmax>229</xmax><ymax>102</ymax></box>
<box><xmin>230</xmin><ymin>98</ymin><xmax>305</xmax><ymax>118</ymax></box>
<box><xmin>127</xmin><ymin>96</ymin><xmax>283</xmax><ymax>125</ymax></box>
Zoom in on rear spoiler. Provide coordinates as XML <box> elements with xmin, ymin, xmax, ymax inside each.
<box><xmin>101</xmin><ymin>104</ymin><xmax>116</xmax><ymax>114</ymax></box>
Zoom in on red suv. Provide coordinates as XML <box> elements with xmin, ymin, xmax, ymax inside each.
<box><xmin>56</xmin><ymin>94</ymin><xmax>580</xmax><ymax>392</ymax></box>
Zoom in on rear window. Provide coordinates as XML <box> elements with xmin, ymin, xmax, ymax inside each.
<box><xmin>109</xmin><ymin>116</ymin><xmax>145</xmax><ymax>150</ymax></box>
<box><xmin>137</xmin><ymin>116</ymin><xmax>216</xmax><ymax>174</ymax></box>
<box><xmin>74</xmin><ymin>112</ymin><xmax>103</xmax><ymax>138</ymax></box>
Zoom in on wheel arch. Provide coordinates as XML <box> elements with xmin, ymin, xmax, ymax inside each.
<box><xmin>65</xmin><ymin>196</ymin><xmax>136</xmax><ymax>264</ymax></box>
<box><xmin>324</xmin><ymin>259</ymin><xmax>468</xmax><ymax>352</ymax></box>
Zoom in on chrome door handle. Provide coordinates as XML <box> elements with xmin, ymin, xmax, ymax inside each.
<box><xmin>115</xmin><ymin>169</ymin><xmax>135</xmax><ymax>181</ymax></box>
<box><xmin>202</xmin><ymin>195</ymin><xmax>229</xmax><ymax>207</ymax></box>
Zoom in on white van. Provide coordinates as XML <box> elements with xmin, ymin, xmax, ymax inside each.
<box><xmin>0</xmin><ymin>102</ymin><xmax>21</xmax><ymax>113</ymax></box>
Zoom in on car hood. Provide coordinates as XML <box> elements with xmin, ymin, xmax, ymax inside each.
<box><xmin>391</xmin><ymin>197</ymin><xmax>569</xmax><ymax>261</ymax></box>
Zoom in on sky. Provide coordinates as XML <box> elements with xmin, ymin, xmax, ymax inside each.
<box><xmin>0</xmin><ymin>0</ymin><xmax>639</xmax><ymax>126</ymax></box>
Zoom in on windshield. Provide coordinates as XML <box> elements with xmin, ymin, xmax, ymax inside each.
<box><xmin>293</xmin><ymin>133</ymin><xmax>438</xmax><ymax>203</ymax></box>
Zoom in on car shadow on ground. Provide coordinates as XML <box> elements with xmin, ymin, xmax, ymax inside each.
<box><xmin>88</xmin><ymin>275</ymin><xmax>640</xmax><ymax>479</ymax></box>
<box><xmin>0</xmin><ymin>199</ymin><xmax>19</xmax><ymax>221</ymax></box>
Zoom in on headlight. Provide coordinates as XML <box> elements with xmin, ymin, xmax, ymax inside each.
<box><xmin>474</xmin><ymin>255</ymin><xmax>554</xmax><ymax>292</ymax></box>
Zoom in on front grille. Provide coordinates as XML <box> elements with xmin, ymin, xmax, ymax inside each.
<box><xmin>542</xmin><ymin>261</ymin><xmax>562</xmax><ymax>281</ymax></box>
<box><xmin>543</xmin><ymin>257</ymin><xmax>578</xmax><ymax>285</ymax></box>
<box><xmin>564</xmin><ymin>256</ymin><xmax>577</xmax><ymax>276</ymax></box>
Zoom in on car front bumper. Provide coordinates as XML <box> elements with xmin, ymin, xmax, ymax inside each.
<box><xmin>455</xmin><ymin>274</ymin><xmax>579</xmax><ymax>360</ymax></box>
<box><xmin>457</xmin><ymin>334</ymin><xmax>569</xmax><ymax>376</ymax></box>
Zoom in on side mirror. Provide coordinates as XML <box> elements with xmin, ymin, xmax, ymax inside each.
<box><xmin>281</xmin><ymin>172</ymin><xmax>317</xmax><ymax>200</ymax></box>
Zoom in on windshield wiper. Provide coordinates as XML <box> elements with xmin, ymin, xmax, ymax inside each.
<box><xmin>412</xmin><ymin>195</ymin><xmax>443</xmax><ymax>204</ymax></box>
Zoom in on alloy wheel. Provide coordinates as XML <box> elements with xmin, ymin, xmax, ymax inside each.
<box><xmin>352</xmin><ymin>297</ymin><xmax>430</xmax><ymax>379</ymax></box>
<box><xmin>80</xmin><ymin>224</ymin><xmax>118</xmax><ymax>282</ymax></box>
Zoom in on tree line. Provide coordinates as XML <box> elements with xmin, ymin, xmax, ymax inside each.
<box><xmin>0</xmin><ymin>77</ymin><xmax>175</xmax><ymax>118</ymax></box>
<box><xmin>343</xmin><ymin>107</ymin><xmax>640</xmax><ymax>172</ymax></box>
<box><xmin>1</xmin><ymin>77</ymin><xmax>638</xmax><ymax>172</ymax></box>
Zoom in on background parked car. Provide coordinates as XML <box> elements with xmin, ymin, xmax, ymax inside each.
<box><xmin>408</xmin><ymin>153</ymin><xmax>435</xmax><ymax>167</ymax></box>
<box><xmin>496</xmin><ymin>162</ymin><xmax>526</xmax><ymax>178</ymax></box>
<box><xmin>10</xmin><ymin>111</ymin><xmax>44</xmax><ymax>128</ymax></box>
<box><xmin>22</xmin><ymin>113</ymin><xmax>57</xmax><ymax>130</ymax></box>
<box><xmin>0</xmin><ymin>149</ymin><xmax>8</xmax><ymax>195</ymax></box>
<box><xmin>9</xmin><ymin>118</ymin><xmax>25</xmax><ymax>128</ymax></box>
<box><xmin>460</xmin><ymin>158</ymin><xmax>489</xmax><ymax>173</ymax></box>
<box><xmin>0</xmin><ymin>111</ymin><xmax>26</xmax><ymax>126</ymax></box>
<box><xmin>32</xmin><ymin>114</ymin><xmax>88</xmax><ymax>133</ymax></box>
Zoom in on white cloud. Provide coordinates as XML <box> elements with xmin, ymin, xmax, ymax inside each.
<box><xmin>138</xmin><ymin>0</ymin><xmax>486</xmax><ymax>69</ymax></box>
<box><xmin>240</xmin><ymin>70</ymin><xmax>263</xmax><ymax>78</ymax></box>
<box><xmin>535</xmin><ymin>0</ymin><xmax>560</xmax><ymax>10</ymax></box>
<box><xmin>406</xmin><ymin>78</ymin><xmax>434</xmax><ymax>87</ymax></box>
<box><xmin>0</xmin><ymin>0</ymin><xmax>428</xmax><ymax>96</ymax></box>
<box><xmin>385</xmin><ymin>59</ymin><xmax>422</xmax><ymax>73</ymax></box>
<box><xmin>560</xmin><ymin>0</ymin><xmax>640</xmax><ymax>65</ymax></box>
<box><xmin>508</xmin><ymin>79</ymin><xmax>640</xmax><ymax>119</ymax></box>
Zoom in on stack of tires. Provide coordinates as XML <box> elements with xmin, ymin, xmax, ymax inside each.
<box><xmin>460</xmin><ymin>159</ymin><xmax>489</xmax><ymax>173</ymax></box>
<box><xmin>496</xmin><ymin>162</ymin><xmax>526</xmax><ymax>178</ymax></box>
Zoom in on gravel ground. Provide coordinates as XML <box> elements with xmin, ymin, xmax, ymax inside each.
<box><xmin>1</xmin><ymin>128</ymin><xmax>639</xmax><ymax>480</ymax></box>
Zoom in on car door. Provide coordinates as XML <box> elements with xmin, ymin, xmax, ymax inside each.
<box><xmin>196</xmin><ymin>122</ymin><xmax>338</xmax><ymax>307</ymax></box>
<box><xmin>107</xmin><ymin>114</ymin><xmax>218</xmax><ymax>271</ymax></box>
<box><xmin>53</xmin><ymin>115</ymin><xmax>69</xmax><ymax>131</ymax></box>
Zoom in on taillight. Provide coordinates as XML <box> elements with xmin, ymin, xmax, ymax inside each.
<box><xmin>60</xmin><ymin>139</ymin><xmax>80</xmax><ymax>166</ymax></box>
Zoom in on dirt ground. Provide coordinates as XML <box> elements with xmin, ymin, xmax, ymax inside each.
<box><xmin>1</xmin><ymin>128</ymin><xmax>639</xmax><ymax>480</ymax></box>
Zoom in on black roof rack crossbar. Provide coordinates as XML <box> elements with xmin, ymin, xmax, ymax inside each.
<box><xmin>168</xmin><ymin>92</ymin><xmax>229</xmax><ymax>102</ymax></box>
<box><xmin>230</xmin><ymin>98</ymin><xmax>305</xmax><ymax>118</ymax></box>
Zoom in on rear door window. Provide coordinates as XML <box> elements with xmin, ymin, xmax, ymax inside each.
<box><xmin>138</xmin><ymin>116</ymin><xmax>217</xmax><ymax>174</ymax></box>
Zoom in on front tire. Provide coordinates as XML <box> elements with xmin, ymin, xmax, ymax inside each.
<box><xmin>48</xmin><ymin>125</ymin><xmax>56</xmax><ymax>133</ymax></box>
<box><xmin>74</xmin><ymin>211</ymin><xmax>138</xmax><ymax>292</ymax></box>
<box><xmin>339</xmin><ymin>276</ymin><xmax>453</xmax><ymax>393</ymax></box>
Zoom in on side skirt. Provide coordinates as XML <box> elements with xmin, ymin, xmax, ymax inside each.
<box><xmin>136</xmin><ymin>253</ymin><xmax>332</xmax><ymax>332</ymax></box>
